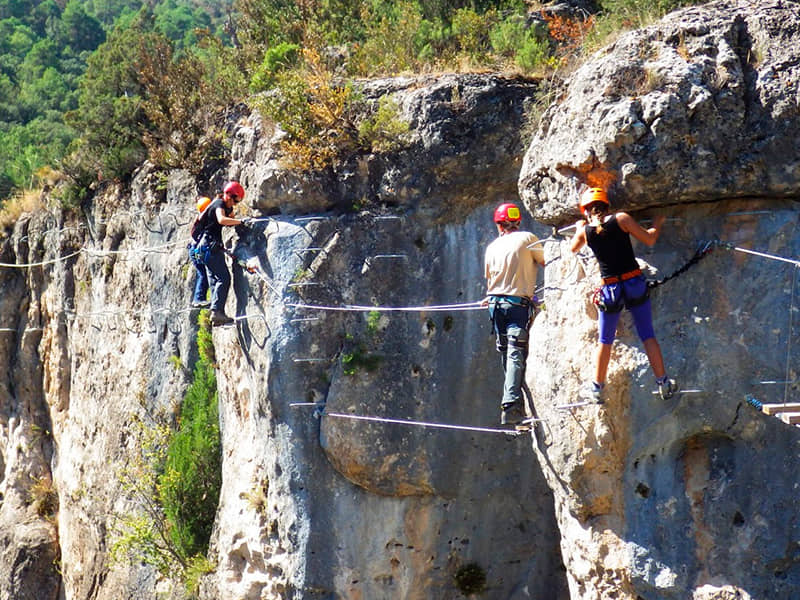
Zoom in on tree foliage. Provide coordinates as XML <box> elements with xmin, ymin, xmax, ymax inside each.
<box><xmin>0</xmin><ymin>0</ymin><xmax>709</xmax><ymax>200</ymax></box>
<box><xmin>111</xmin><ymin>311</ymin><xmax>221</xmax><ymax>595</ymax></box>
<box><xmin>0</xmin><ymin>0</ymin><xmax>236</xmax><ymax>203</ymax></box>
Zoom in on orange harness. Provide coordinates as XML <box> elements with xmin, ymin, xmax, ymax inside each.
<box><xmin>601</xmin><ymin>268</ymin><xmax>642</xmax><ymax>285</ymax></box>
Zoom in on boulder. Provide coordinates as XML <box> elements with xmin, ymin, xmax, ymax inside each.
<box><xmin>519</xmin><ymin>0</ymin><xmax>800</xmax><ymax>224</ymax></box>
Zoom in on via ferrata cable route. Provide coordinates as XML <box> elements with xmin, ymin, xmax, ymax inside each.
<box><xmin>3</xmin><ymin>208</ymin><xmax>800</xmax><ymax>434</ymax></box>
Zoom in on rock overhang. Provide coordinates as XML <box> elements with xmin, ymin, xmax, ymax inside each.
<box><xmin>519</xmin><ymin>0</ymin><xmax>800</xmax><ymax>226</ymax></box>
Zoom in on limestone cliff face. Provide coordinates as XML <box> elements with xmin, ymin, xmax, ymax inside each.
<box><xmin>520</xmin><ymin>1</ymin><xmax>800</xmax><ymax>599</ymax></box>
<box><xmin>2</xmin><ymin>2</ymin><xmax>800</xmax><ymax>599</ymax></box>
<box><xmin>0</xmin><ymin>74</ymin><xmax>567</xmax><ymax>600</ymax></box>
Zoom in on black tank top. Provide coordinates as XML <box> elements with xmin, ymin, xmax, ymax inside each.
<box><xmin>197</xmin><ymin>198</ymin><xmax>232</xmax><ymax>245</ymax></box>
<box><xmin>585</xmin><ymin>215</ymin><xmax>639</xmax><ymax>278</ymax></box>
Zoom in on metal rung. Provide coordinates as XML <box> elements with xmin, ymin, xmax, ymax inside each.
<box><xmin>761</xmin><ymin>403</ymin><xmax>800</xmax><ymax>415</ymax></box>
<box><xmin>292</xmin><ymin>357</ymin><xmax>331</xmax><ymax>363</ymax></box>
<box><xmin>778</xmin><ymin>411</ymin><xmax>800</xmax><ymax>425</ymax></box>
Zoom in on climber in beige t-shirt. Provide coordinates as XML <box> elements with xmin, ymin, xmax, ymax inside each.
<box><xmin>483</xmin><ymin>202</ymin><xmax>545</xmax><ymax>427</ymax></box>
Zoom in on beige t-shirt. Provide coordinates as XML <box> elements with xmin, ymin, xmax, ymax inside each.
<box><xmin>484</xmin><ymin>230</ymin><xmax>545</xmax><ymax>298</ymax></box>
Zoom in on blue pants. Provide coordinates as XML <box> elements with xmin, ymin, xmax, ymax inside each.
<box><xmin>488</xmin><ymin>299</ymin><xmax>531</xmax><ymax>408</ymax></box>
<box><xmin>597</xmin><ymin>276</ymin><xmax>655</xmax><ymax>344</ymax></box>
<box><xmin>191</xmin><ymin>255</ymin><xmax>209</xmax><ymax>303</ymax></box>
<box><xmin>205</xmin><ymin>249</ymin><xmax>231</xmax><ymax>312</ymax></box>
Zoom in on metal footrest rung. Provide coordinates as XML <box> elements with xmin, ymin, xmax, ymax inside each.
<box><xmin>761</xmin><ymin>403</ymin><xmax>800</xmax><ymax>415</ymax></box>
<box><xmin>775</xmin><ymin>411</ymin><xmax>800</xmax><ymax>425</ymax></box>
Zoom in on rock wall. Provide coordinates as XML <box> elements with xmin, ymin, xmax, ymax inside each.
<box><xmin>2</xmin><ymin>2</ymin><xmax>800</xmax><ymax>599</ymax></box>
<box><xmin>0</xmin><ymin>74</ymin><xmax>569</xmax><ymax>600</ymax></box>
<box><xmin>519</xmin><ymin>1</ymin><xmax>800</xmax><ymax>599</ymax></box>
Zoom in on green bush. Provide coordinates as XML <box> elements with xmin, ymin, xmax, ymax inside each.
<box><xmin>250</xmin><ymin>42</ymin><xmax>300</xmax><ymax>92</ymax></box>
<box><xmin>159</xmin><ymin>312</ymin><xmax>221</xmax><ymax>557</ymax></box>
<box><xmin>352</xmin><ymin>1</ymin><xmax>427</xmax><ymax>75</ymax></box>
<box><xmin>452</xmin><ymin>7</ymin><xmax>494</xmax><ymax>61</ymax></box>
<box><xmin>158</xmin><ymin>358</ymin><xmax>220</xmax><ymax>557</ymax></box>
<box><xmin>490</xmin><ymin>15</ymin><xmax>550</xmax><ymax>71</ymax></box>
<box><xmin>253</xmin><ymin>47</ymin><xmax>361</xmax><ymax>170</ymax></box>
<box><xmin>357</xmin><ymin>95</ymin><xmax>410</xmax><ymax>154</ymax></box>
<box><xmin>111</xmin><ymin>311</ymin><xmax>221</xmax><ymax>595</ymax></box>
<box><xmin>454</xmin><ymin>562</ymin><xmax>487</xmax><ymax>594</ymax></box>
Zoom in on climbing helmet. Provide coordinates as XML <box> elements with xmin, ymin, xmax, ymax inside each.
<box><xmin>224</xmin><ymin>181</ymin><xmax>245</xmax><ymax>201</ymax></box>
<box><xmin>196</xmin><ymin>196</ymin><xmax>211</xmax><ymax>212</ymax></box>
<box><xmin>579</xmin><ymin>187</ymin><xmax>609</xmax><ymax>215</ymax></box>
<box><xmin>494</xmin><ymin>202</ymin><xmax>521</xmax><ymax>224</ymax></box>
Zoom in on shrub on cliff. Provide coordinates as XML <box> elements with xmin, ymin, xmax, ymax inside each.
<box><xmin>111</xmin><ymin>311</ymin><xmax>221</xmax><ymax>596</ymax></box>
<box><xmin>158</xmin><ymin>315</ymin><xmax>221</xmax><ymax>558</ymax></box>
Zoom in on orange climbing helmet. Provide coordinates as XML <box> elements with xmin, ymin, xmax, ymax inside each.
<box><xmin>224</xmin><ymin>181</ymin><xmax>245</xmax><ymax>200</ymax></box>
<box><xmin>493</xmin><ymin>203</ymin><xmax>521</xmax><ymax>224</ymax></box>
<box><xmin>196</xmin><ymin>196</ymin><xmax>211</xmax><ymax>212</ymax></box>
<box><xmin>579</xmin><ymin>187</ymin><xmax>609</xmax><ymax>215</ymax></box>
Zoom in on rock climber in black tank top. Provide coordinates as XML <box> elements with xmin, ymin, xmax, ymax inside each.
<box><xmin>570</xmin><ymin>187</ymin><xmax>677</xmax><ymax>403</ymax></box>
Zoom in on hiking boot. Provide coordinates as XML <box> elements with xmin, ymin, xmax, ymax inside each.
<box><xmin>501</xmin><ymin>403</ymin><xmax>525</xmax><ymax>426</ymax></box>
<box><xmin>580</xmin><ymin>381</ymin><xmax>605</xmax><ymax>404</ymax></box>
<box><xmin>658</xmin><ymin>377</ymin><xmax>678</xmax><ymax>400</ymax></box>
<box><xmin>210</xmin><ymin>310</ymin><xmax>234</xmax><ymax>326</ymax></box>
<box><xmin>191</xmin><ymin>300</ymin><xmax>210</xmax><ymax>309</ymax></box>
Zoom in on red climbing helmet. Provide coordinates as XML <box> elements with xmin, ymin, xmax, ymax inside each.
<box><xmin>579</xmin><ymin>187</ymin><xmax>609</xmax><ymax>215</ymax></box>
<box><xmin>224</xmin><ymin>181</ymin><xmax>245</xmax><ymax>201</ymax></box>
<box><xmin>493</xmin><ymin>203</ymin><xmax>521</xmax><ymax>224</ymax></box>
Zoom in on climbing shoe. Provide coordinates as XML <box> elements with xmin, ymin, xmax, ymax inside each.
<box><xmin>580</xmin><ymin>381</ymin><xmax>605</xmax><ymax>404</ymax></box>
<box><xmin>501</xmin><ymin>403</ymin><xmax>525</xmax><ymax>426</ymax></box>
<box><xmin>658</xmin><ymin>377</ymin><xmax>678</xmax><ymax>400</ymax></box>
<box><xmin>210</xmin><ymin>310</ymin><xmax>234</xmax><ymax>326</ymax></box>
<box><xmin>191</xmin><ymin>300</ymin><xmax>210</xmax><ymax>309</ymax></box>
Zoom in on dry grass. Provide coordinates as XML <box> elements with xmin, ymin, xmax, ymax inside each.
<box><xmin>0</xmin><ymin>189</ymin><xmax>43</xmax><ymax>232</ymax></box>
<box><xmin>28</xmin><ymin>475</ymin><xmax>59</xmax><ymax>519</ymax></box>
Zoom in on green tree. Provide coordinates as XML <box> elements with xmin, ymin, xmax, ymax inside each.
<box><xmin>0</xmin><ymin>72</ymin><xmax>19</xmax><ymax>122</ymax></box>
<box><xmin>19</xmin><ymin>66</ymin><xmax>72</xmax><ymax>116</ymax></box>
<box><xmin>233</xmin><ymin>0</ymin><xmax>306</xmax><ymax>58</ymax></box>
<box><xmin>0</xmin><ymin>0</ymin><xmax>36</xmax><ymax>21</ymax></box>
<box><xmin>158</xmin><ymin>345</ymin><xmax>221</xmax><ymax>556</ymax></box>
<box><xmin>110</xmin><ymin>312</ymin><xmax>221</xmax><ymax>597</ymax></box>
<box><xmin>153</xmin><ymin>0</ymin><xmax>211</xmax><ymax>48</ymax></box>
<box><xmin>0</xmin><ymin>18</ymin><xmax>35</xmax><ymax>64</ymax></box>
<box><xmin>29</xmin><ymin>0</ymin><xmax>61</xmax><ymax>38</ymax></box>
<box><xmin>86</xmin><ymin>0</ymin><xmax>145</xmax><ymax>26</ymax></box>
<box><xmin>0</xmin><ymin>118</ymin><xmax>72</xmax><ymax>191</ymax></box>
<box><xmin>135</xmin><ymin>33</ymin><xmax>234</xmax><ymax>171</ymax></box>
<box><xmin>63</xmin><ymin>13</ymin><xmax>154</xmax><ymax>183</ymax></box>
<box><xmin>59</xmin><ymin>0</ymin><xmax>106</xmax><ymax>53</ymax></box>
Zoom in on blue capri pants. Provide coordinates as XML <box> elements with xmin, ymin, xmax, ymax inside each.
<box><xmin>597</xmin><ymin>275</ymin><xmax>655</xmax><ymax>345</ymax></box>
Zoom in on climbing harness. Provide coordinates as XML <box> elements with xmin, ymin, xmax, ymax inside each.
<box><xmin>188</xmin><ymin>238</ymin><xmax>215</xmax><ymax>265</ymax></box>
<box><xmin>601</xmin><ymin>268</ymin><xmax>642</xmax><ymax>285</ymax></box>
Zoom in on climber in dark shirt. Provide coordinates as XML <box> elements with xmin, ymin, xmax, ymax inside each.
<box><xmin>569</xmin><ymin>187</ymin><xmax>677</xmax><ymax>403</ymax></box>
<box><xmin>193</xmin><ymin>181</ymin><xmax>250</xmax><ymax>326</ymax></box>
